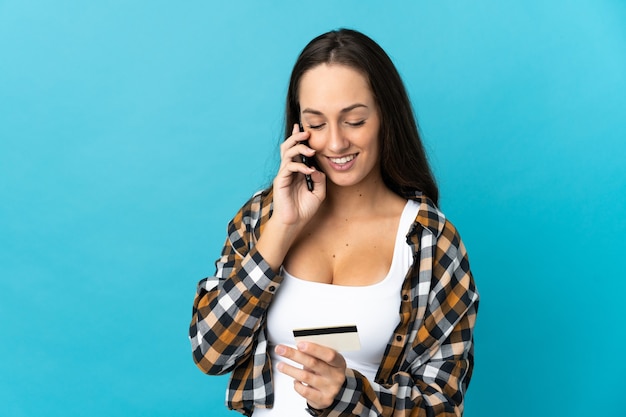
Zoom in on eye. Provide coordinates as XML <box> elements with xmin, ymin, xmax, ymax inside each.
<box><xmin>346</xmin><ymin>120</ymin><xmax>366</xmax><ymax>127</ymax></box>
<box><xmin>307</xmin><ymin>123</ymin><xmax>326</xmax><ymax>130</ymax></box>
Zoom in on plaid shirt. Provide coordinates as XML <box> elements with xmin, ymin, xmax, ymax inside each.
<box><xmin>189</xmin><ymin>188</ymin><xmax>479</xmax><ymax>416</ymax></box>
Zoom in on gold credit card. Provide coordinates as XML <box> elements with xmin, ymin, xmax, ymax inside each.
<box><xmin>292</xmin><ymin>325</ymin><xmax>361</xmax><ymax>352</ymax></box>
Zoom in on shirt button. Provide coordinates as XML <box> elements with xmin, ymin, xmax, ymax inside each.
<box><xmin>402</xmin><ymin>294</ymin><xmax>409</xmax><ymax>301</ymax></box>
<box><xmin>268</xmin><ymin>286</ymin><xmax>276</xmax><ymax>292</ymax></box>
<box><xmin>396</xmin><ymin>335</ymin><xmax>403</xmax><ymax>342</ymax></box>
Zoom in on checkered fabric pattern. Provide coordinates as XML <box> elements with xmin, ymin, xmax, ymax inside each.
<box><xmin>189</xmin><ymin>188</ymin><xmax>479</xmax><ymax>416</ymax></box>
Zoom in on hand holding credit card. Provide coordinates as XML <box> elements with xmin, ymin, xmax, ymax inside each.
<box><xmin>293</xmin><ymin>325</ymin><xmax>361</xmax><ymax>352</ymax></box>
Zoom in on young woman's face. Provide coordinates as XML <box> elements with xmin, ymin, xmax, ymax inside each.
<box><xmin>298</xmin><ymin>64</ymin><xmax>381</xmax><ymax>189</ymax></box>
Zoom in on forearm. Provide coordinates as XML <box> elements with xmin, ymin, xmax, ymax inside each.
<box><xmin>253</xmin><ymin>216</ymin><xmax>302</xmax><ymax>272</ymax></box>
<box><xmin>190</xmin><ymin>245</ymin><xmax>282</xmax><ymax>374</ymax></box>
<box><xmin>324</xmin><ymin>286</ymin><xmax>478</xmax><ymax>416</ymax></box>
<box><xmin>323</xmin><ymin>354</ymin><xmax>470</xmax><ymax>417</ymax></box>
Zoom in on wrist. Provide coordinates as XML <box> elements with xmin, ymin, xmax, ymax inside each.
<box><xmin>255</xmin><ymin>218</ymin><xmax>300</xmax><ymax>272</ymax></box>
<box><xmin>305</xmin><ymin>403</ymin><xmax>324</xmax><ymax>416</ymax></box>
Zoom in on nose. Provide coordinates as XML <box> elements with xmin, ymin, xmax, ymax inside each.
<box><xmin>326</xmin><ymin>124</ymin><xmax>350</xmax><ymax>154</ymax></box>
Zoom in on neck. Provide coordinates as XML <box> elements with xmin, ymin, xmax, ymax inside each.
<box><xmin>322</xmin><ymin>176</ymin><xmax>397</xmax><ymax>218</ymax></box>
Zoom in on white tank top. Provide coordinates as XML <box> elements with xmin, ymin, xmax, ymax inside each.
<box><xmin>253</xmin><ymin>200</ymin><xmax>419</xmax><ymax>415</ymax></box>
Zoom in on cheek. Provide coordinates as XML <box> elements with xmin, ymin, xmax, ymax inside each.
<box><xmin>369</xmin><ymin>132</ymin><xmax>383</xmax><ymax>163</ymax></box>
<box><xmin>307</xmin><ymin>134</ymin><xmax>322</xmax><ymax>152</ymax></box>
<box><xmin>363</xmin><ymin>127</ymin><xmax>381</xmax><ymax>152</ymax></box>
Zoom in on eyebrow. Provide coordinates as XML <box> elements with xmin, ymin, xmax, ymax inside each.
<box><xmin>301</xmin><ymin>103</ymin><xmax>369</xmax><ymax>116</ymax></box>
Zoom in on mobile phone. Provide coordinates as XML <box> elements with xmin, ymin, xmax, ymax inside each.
<box><xmin>299</xmin><ymin>122</ymin><xmax>314</xmax><ymax>192</ymax></box>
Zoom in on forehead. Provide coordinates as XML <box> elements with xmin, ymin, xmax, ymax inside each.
<box><xmin>298</xmin><ymin>64</ymin><xmax>374</xmax><ymax>110</ymax></box>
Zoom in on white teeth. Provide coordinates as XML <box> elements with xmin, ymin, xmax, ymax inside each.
<box><xmin>329</xmin><ymin>154</ymin><xmax>356</xmax><ymax>164</ymax></box>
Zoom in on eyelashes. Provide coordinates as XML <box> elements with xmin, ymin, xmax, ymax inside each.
<box><xmin>347</xmin><ymin>120</ymin><xmax>366</xmax><ymax>127</ymax></box>
<box><xmin>306</xmin><ymin>120</ymin><xmax>366</xmax><ymax>130</ymax></box>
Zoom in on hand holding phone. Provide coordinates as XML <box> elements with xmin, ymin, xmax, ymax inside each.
<box><xmin>299</xmin><ymin>122</ymin><xmax>314</xmax><ymax>192</ymax></box>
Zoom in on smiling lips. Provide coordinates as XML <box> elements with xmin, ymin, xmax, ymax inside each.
<box><xmin>326</xmin><ymin>153</ymin><xmax>358</xmax><ymax>171</ymax></box>
<box><xmin>329</xmin><ymin>154</ymin><xmax>356</xmax><ymax>164</ymax></box>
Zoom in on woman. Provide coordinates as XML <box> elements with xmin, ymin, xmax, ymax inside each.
<box><xmin>189</xmin><ymin>29</ymin><xmax>479</xmax><ymax>416</ymax></box>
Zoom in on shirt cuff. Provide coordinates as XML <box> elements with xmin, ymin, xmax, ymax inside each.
<box><xmin>235</xmin><ymin>246</ymin><xmax>282</xmax><ymax>306</ymax></box>
<box><xmin>325</xmin><ymin>368</ymin><xmax>363</xmax><ymax>416</ymax></box>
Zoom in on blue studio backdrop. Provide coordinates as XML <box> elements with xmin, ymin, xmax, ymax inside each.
<box><xmin>1</xmin><ymin>1</ymin><xmax>625</xmax><ymax>416</ymax></box>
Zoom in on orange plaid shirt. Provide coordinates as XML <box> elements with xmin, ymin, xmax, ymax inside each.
<box><xmin>190</xmin><ymin>188</ymin><xmax>479</xmax><ymax>416</ymax></box>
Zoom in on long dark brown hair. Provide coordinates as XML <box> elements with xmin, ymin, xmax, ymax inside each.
<box><xmin>285</xmin><ymin>28</ymin><xmax>439</xmax><ymax>205</ymax></box>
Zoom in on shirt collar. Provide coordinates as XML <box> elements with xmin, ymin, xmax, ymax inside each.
<box><xmin>402</xmin><ymin>190</ymin><xmax>446</xmax><ymax>239</ymax></box>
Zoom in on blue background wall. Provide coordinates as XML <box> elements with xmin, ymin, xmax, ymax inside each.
<box><xmin>1</xmin><ymin>1</ymin><xmax>625</xmax><ymax>416</ymax></box>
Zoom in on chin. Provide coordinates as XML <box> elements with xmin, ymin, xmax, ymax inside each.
<box><xmin>328</xmin><ymin>175</ymin><xmax>364</xmax><ymax>188</ymax></box>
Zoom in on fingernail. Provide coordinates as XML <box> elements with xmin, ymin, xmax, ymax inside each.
<box><xmin>275</xmin><ymin>345</ymin><xmax>286</xmax><ymax>355</ymax></box>
<box><xmin>296</xmin><ymin>342</ymin><xmax>306</xmax><ymax>351</ymax></box>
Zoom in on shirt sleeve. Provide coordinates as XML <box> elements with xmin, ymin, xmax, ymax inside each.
<box><xmin>189</xmin><ymin>193</ymin><xmax>282</xmax><ymax>375</ymax></box>
<box><xmin>324</xmin><ymin>221</ymin><xmax>479</xmax><ymax>417</ymax></box>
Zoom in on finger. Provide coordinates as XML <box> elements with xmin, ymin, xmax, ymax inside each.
<box><xmin>275</xmin><ymin>344</ymin><xmax>317</xmax><ymax>370</ymax></box>
<box><xmin>281</xmin><ymin>129</ymin><xmax>310</xmax><ymax>154</ymax></box>
<box><xmin>276</xmin><ymin>344</ymin><xmax>344</xmax><ymax>409</ymax></box>
<box><xmin>278</xmin><ymin>361</ymin><xmax>335</xmax><ymax>409</ymax></box>
<box><xmin>276</xmin><ymin>360</ymin><xmax>320</xmax><ymax>387</ymax></box>
<box><xmin>277</xmin><ymin>145</ymin><xmax>315</xmax><ymax>175</ymax></box>
<box><xmin>280</xmin><ymin>138</ymin><xmax>311</xmax><ymax>163</ymax></box>
<box><xmin>282</xmin><ymin>143</ymin><xmax>315</xmax><ymax>165</ymax></box>
<box><xmin>296</xmin><ymin>342</ymin><xmax>345</xmax><ymax>368</ymax></box>
<box><xmin>310</xmin><ymin>170</ymin><xmax>326</xmax><ymax>189</ymax></box>
<box><xmin>276</xmin><ymin>343</ymin><xmax>337</xmax><ymax>373</ymax></box>
<box><xmin>293</xmin><ymin>382</ymin><xmax>330</xmax><ymax>410</ymax></box>
<box><xmin>289</xmin><ymin>368</ymin><xmax>340</xmax><ymax>410</ymax></box>
<box><xmin>276</xmin><ymin>161</ymin><xmax>315</xmax><ymax>180</ymax></box>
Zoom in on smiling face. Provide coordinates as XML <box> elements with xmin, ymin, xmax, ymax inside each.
<box><xmin>298</xmin><ymin>64</ymin><xmax>382</xmax><ymax>190</ymax></box>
